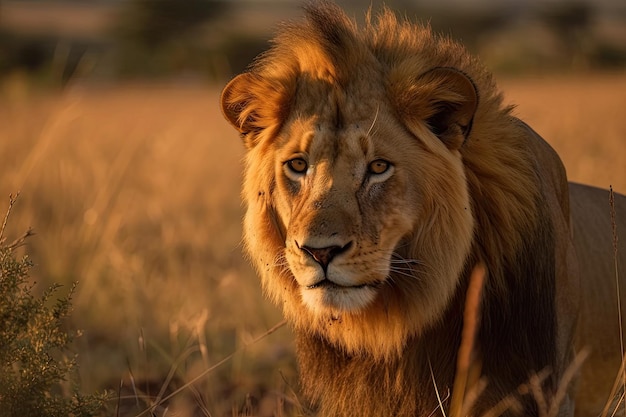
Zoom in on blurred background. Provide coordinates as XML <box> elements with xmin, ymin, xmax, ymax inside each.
<box><xmin>2</xmin><ymin>0</ymin><xmax>626</xmax><ymax>83</ymax></box>
<box><xmin>0</xmin><ymin>1</ymin><xmax>625</xmax><ymax>416</ymax></box>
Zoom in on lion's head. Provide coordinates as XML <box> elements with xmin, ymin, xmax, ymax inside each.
<box><xmin>221</xmin><ymin>2</ymin><xmax>539</xmax><ymax>360</ymax></box>
<box><xmin>220</xmin><ymin>2</ymin><xmax>576</xmax><ymax>415</ymax></box>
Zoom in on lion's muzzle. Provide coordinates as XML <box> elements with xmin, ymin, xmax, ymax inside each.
<box><xmin>288</xmin><ymin>237</ymin><xmax>387</xmax><ymax>312</ymax></box>
<box><xmin>298</xmin><ymin>241</ymin><xmax>353</xmax><ymax>273</ymax></box>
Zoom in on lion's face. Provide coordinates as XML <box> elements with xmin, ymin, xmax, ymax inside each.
<box><xmin>277</xmin><ymin>111</ymin><xmax>420</xmax><ymax>315</ymax></box>
<box><xmin>221</xmin><ymin>42</ymin><xmax>480</xmax><ymax>357</ymax></box>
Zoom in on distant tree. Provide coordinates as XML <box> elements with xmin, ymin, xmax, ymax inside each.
<box><xmin>538</xmin><ymin>1</ymin><xmax>593</xmax><ymax>37</ymax></box>
<box><xmin>536</xmin><ymin>2</ymin><xmax>594</xmax><ymax>68</ymax></box>
<box><xmin>112</xmin><ymin>0</ymin><xmax>229</xmax><ymax>77</ymax></box>
<box><xmin>116</xmin><ymin>0</ymin><xmax>228</xmax><ymax>48</ymax></box>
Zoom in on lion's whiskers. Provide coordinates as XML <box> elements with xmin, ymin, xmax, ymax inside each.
<box><xmin>387</xmin><ymin>251</ymin><xmax>437</xmax><ymax>283</ymax></box>
<box><xmin>271</xmin><ymin>253</ymin><xmax>291</xmax><ymax>274</ymax></box>
<box><xmin>387</xmin><ymin>268</ymin><xmax>419</xmax><ymax>280</ymax></box>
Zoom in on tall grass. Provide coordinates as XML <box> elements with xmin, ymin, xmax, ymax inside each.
<box><xmin>500</xmin><ymin>74</ymin><xmax>626</xmax><ymax>192</ymax></box>
<box><xmin>0</xmin><ymin>73</ymin><xmax>624</xmax><ymax>415</ymax></box>
<box><xmin>0</xmin><ymin>82</ymin><xmax>297</xmax><ymax>415</ymax></box>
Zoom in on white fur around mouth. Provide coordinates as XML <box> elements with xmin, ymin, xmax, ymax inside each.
<box><xmin>300</xmin><ymin>280</ymin><xmax>381</xmax><ymax>312</ymax></box>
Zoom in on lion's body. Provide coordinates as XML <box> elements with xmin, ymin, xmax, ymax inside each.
<box><xmin>220</xmin><ymin>2</ymin><xmax>625</xmax><ymax>416</ymax></box>
<box><xmin>570</xmin><ymin>183</ymin><xmax>626</xmax><ymax>417</ymax></box>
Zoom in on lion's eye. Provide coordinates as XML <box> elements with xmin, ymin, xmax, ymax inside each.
<box><xmin>285</xmin><ymin>158</ymin><xmax>308</xmax><ymax>174</ymax></box>
<box><xmin>368</xmin><ymin>159</ymin><xmax>390</xmax><ymax>175</ymax></box>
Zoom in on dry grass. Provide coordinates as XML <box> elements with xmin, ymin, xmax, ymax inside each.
<box><xmin>499</xmin><ymin>74</ymin><xmax>626</xmax><ymax>194</ymax></box>
<box><xmin>0</xmin><ymin>80</ymin><xmax>297</xmax><ymax>416</ymax></box>
<box><xmin>0</xmin><ymin>72</ymin><xmax>624</xmax><ymax>416</ymax></box>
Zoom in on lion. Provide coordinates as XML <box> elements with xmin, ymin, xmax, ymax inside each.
<box><xmin>220</xmin><ymin>2</ymin><xmax>625</xmax><ymax>416</ymax></box>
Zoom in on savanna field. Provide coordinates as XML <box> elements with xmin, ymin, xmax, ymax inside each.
<box><xmin>0</xmin><ymin>72</ymin><xmax>625</xmax><ymax>416</ymax></box>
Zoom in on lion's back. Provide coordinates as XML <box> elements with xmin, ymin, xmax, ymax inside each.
<box><xmin>571</xmin><ymin>182</ymin><xmax>626</xmax><ymax>417</ymax></box>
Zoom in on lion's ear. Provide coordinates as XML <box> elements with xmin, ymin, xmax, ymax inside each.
<box><xmin>220</xmin><ymin>73</ymin><xmax>257</xmax><ymax>136</ymax></box>
<box><xmin>395</xmin><ymin>67</ymin><xmax>478</xmax><ymax>150</ymax></box>
<box><xmin>220</xmin><ymin>73</ymin><xmax>292</xmax><ymax>147</ymax></box>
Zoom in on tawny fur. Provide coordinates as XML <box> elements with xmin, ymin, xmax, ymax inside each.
<box><xmin>220</xmin><ymin>2</ymin><xmax>625</xmax><ymax>416</ymax></box>
<box><xmin>568</xmin><ymin>183</ymin><xmax>626</xmax><ymax>417</ymax></box>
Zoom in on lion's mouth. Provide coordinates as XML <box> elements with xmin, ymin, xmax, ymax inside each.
<box><xmin>306</xmin><ymin>279</ymin><xmax>382</xmax><ymax>290</ymax></box>
<box><xmin>300</xmin><ymin>278</ymin><xmax>383</xmax><ymax>312</ymax></box>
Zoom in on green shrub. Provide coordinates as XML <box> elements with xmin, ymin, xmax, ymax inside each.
<box><xmin>0</xmin><ymin>198</ymin><xmax>108</xmax><ymax>417</ymax></box>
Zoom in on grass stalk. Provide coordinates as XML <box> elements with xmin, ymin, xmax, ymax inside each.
<box><xmin>450</xmin><ymin>263</ymin><xmax>486</xmax><ymax>417</ymax></box>
<box><xmin>133</xmin><ymin>319</ymin><xmax>287</xmax><ymax>417</ymax></box>
<box><xmin>601</xmin><ymin>185</ymin><xmax>625</xmax><ymax>417</ymax></box>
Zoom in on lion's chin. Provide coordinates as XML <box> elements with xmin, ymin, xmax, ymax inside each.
<box><xmin>300</xmin><ymin>281</ymin><xmax>379</xmax><ymax>314</ymax></box>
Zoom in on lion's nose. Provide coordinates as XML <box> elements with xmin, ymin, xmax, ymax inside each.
<box><xmin>300</xmin><ymin>242</ymin><xmax>352</xmax><ymax>272</ymax></box>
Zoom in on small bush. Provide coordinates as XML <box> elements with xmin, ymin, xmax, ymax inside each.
<box><xmin>0</xmin><ymin>197</ymin><xmax>107</xmax><ymax>417</ymax></box>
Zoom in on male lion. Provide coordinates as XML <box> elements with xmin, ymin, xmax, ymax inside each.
<box><xmin>220</xmin><ymin>2</ymin><xmax>626</xmax><ymax>416</ymax></box>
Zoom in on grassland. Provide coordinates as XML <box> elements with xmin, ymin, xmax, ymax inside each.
<box><xmin>0</xmin><ymin>72</ymin><xmax>624</xmax><ymax>416</ymax></box>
